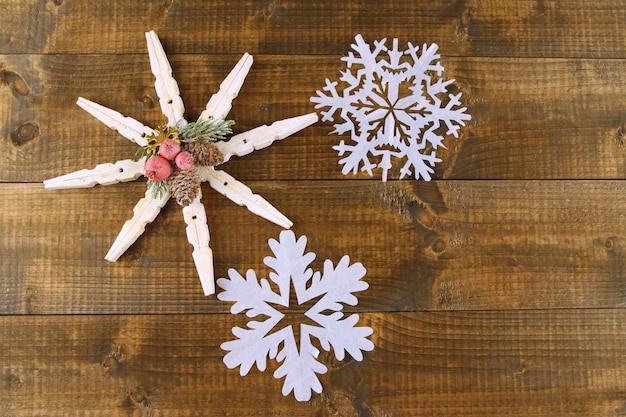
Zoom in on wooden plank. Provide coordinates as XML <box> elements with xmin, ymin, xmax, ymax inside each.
<box><xmin>1</xmin><ymin>0</ymin><xmax>626</xmax><ymax>58</ymax></box>
<box><xmin>2</xmin><ymin>309</ymin><xmax>626</xmax><ymax>416</ymax></box>
<box><xmin>2</xmin><ymin>55</ymin><xmax>626</xmax><ymax>182</ymax></box>
<box><xmin>2</xmin><ymin>180</ymin><xmax>625</xmax><ymax>315</ymax></box>
<box><xmin>3</xmin><ymin>1</ymin><xmax>626</xmax><ymax>416</ymax></box>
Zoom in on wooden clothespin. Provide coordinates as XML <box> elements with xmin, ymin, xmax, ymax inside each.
<box><xmin>44</xmin><ymin>30</ymin><xmax>318</xmax><ymax>295</ymax></box>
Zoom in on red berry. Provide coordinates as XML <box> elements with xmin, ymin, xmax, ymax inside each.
<box><xmin>175</xmin><ymin>151</ymin><xmax>194</xmax><ymax>170</ymax></box>
<box><xmin>158</xmin><ymin>139</ymin><xmax>181</xmax><ymax>160</ymax></box>
<box><xmin>144</xmin><ymin>156</ymin><xmax>172</xmax><ymax>181</ymax></box>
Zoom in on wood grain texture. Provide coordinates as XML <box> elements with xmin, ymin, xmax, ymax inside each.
<box><xmin>1</xmin><ymin>0</ymin><xmax>626</xmax><ymax>58</ymax></box>
<box><xmin>2</xmin><ymin>180</ymin><xmax>625</xmax><ymax>315</ymax></box>
<box><xmin>2</xmin><ymin>310</ymin><xmax>626</xmax><ymax>416</ymax></box>
<box><xmin>2</xmin><ymin>55</ymin><xmax>626</xmax><ymax>181</ymax></box>
<box><xmin>3</xmin><ymin>0</ymin><xmax>626</xmax><ymax>414</ymax></box>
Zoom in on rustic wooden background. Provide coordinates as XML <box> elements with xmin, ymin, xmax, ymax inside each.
<box><xmin>2</xmin><ymin>0</ymin><xmax>626</xmax><ymax>415</ymax></box>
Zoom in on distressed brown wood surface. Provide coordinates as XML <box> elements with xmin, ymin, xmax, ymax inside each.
<box><xmin>2</xmin><ymin>55</ymin><xmax>626</xmax><ymax>181</ymax></box>
<box><xmin>2</xmin><ymin>180</ymin><xmax>626</xmax><ymax>315</ymax></box>
<box><xmin>2</xmin><ymin>0</ymin><xmax>626</xmax><ymax>58</ymax></box>
<box><xmin>3</xmin><ymin>310</ymin><xmax>626</xmax><ymax>416</ymax></box>
<box><xmin>3</xmin><ymin>0</ymin><xmax>626</xmax><ymax>415</ymax></box>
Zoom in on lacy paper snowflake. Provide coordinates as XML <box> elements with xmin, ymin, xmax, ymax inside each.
<box><xmin>311</xmin><ymin>34</ymin><xmax>471</xmax><ymax>181</ymax></box>
<box><xmin>217</xmin><ymin>230</ymin><xmax>374</xmax><ymax>402</ymax></box>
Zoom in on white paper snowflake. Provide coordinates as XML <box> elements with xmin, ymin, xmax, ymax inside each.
<box><xmin>311</xmin><ymin>34</ymin><xmax>471</xmax><ymax>181</ymax></box>
<box><xmin>217</xmin><ymin>230</ymin><xmax>374</xmax><ymax>402</ymax></box>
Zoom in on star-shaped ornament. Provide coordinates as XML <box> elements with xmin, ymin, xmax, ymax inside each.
<box><xmin>44</xmin><ymin>31</ymin><xmax>317</xmax><ymax>295</ymax></box>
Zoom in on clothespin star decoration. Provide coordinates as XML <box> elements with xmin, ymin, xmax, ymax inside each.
<box><xmin>44</xmin><ymin>31</ymin><xmax>317</xmax><ymax>296</ymax></box>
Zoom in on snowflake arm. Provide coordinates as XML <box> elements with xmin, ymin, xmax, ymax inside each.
<box><xmin>218</xmin><ymin>266</ymin><xmax>289</xmax><ymax>375</ymax></box>
<box><xmin>146</xmin><ymin>30</ymin><xmax>185</xmax><ymax>127</ymax></box>
<box><xmin>222</xmin><ymin>316</ymin><xmax>287</xmax><ymax>376</ymax></box>
<box><xmin>182</xmin><ymin>194</ymin><xmax>215</xmax><ymax>296</ymax></box>
<box><xmin>404</xmin><ymin>42</ymin><xmax>443</xmax><ymax>79</ymax></box>
<box><xmin>274</xmin><ymin>327</ymin><xmax>326</xmax><ymax>402</ymax></box>
<box><xmin>105</xmin><ymin>187</ymin><xmax>171</xmax><ymax>262</ymax></box>
<box><xmin>334</xmin><ymin>134</ymin><xmax>379</xmax><ymax>176</ymax></box>
<box><xmin>440</xmin><ymin>92</ymin><xmax>472</xmax><ymax>137</ymax></box>
<box><xmin>217</xmin><ymin>268</ymin><xmax>286</xmax><ymax>313</ymax></box>
<box><xmin>43</xmin><ymin>158</ymin><xmax>146</xmax><ymax>189</ymax></box>
<box><xmin>343</xmin><ymin>34</ymin><xmax>388</xmax><ymax>82</ymax></box>
<box><xmin>305</xmin><ymin>316</ymin><xmax>374</xmax><ymax>361</ymax></box>
<box><xmin>199</xmin><ymin>53</ymin><xmax>253</xmax><ymax>122</ymax></box>
<box><xmin>397</xmin><ymin>141</ymin><xmax>441</xmax><ymax>181</ymax></box>
<box><xmin>197</xmin><ymin>166</ymin><xmax>292</xmax><ymax>229</ymax></box>
<box><xmin>262</xmin><ymin>230</ymin><xmax>316</xmax><ymax>305</ymax></box>
<box><xmin>76</xmin><ymin>97</ymin><xmax>154</xmax><ymax>147</ymax></box>
<box><xmin>305</xmin><ymin>256</ymin><xmax>368</xmax><ymax>304</ymax></box>
<box><xmin>310</xmin><ymin>79</ymin><xmax>354</xmax><ymax>123</ymax></box>
<box><xmin>215</xmin><ymin>113</ymin><xmax>318</xmax><ymax>163</ymax></box>
<box><xmin>303</xmin><ymin>256</ymin><xmax>373</xmax><ymax>361</ymax></box>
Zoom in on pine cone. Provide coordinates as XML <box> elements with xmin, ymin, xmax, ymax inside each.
<box><xmin>168</xmin><ymin>167</ymin><xmax>201</xmax><ymax>207</ymax></box>
<box><xmin>184</xmin><ymin>141</ymin><xmax>225</xmax><ymax>166</ymax></box>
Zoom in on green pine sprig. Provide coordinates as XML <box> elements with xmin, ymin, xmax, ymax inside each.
<box><xmin>147</xmin><ymin>179</ymin><xmax>169</xmax><ymax>200</ymax></box>
<box><xmin>179</xmin><ymin>118</ymin><xmax>235</xmax><ymax>143</ymax></box>
<box><xmin>136</xmin><ymin>146</ymin><xmax>151</xmax><ymax>159</ymax></box>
